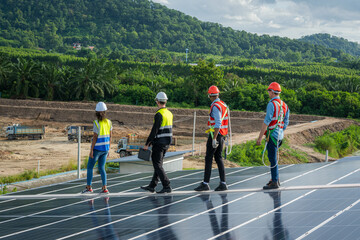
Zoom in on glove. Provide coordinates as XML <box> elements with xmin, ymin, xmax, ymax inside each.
<box><xmin>212</xmin><ymin>139</ymin><xmax>219</xmax><ymax>148</ymax></box>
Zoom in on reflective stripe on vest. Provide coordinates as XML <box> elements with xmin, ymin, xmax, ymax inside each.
<box><xmin>155</xmin><ymin>108</ymin><xmax>173</xmax><ymax>140</ymax></box>
<box><xmin>94</xmin><ymin>119</ymin><xmax>112</xmax><ymax>151</ymax></box>
<box><xmin>268</xmin><ymin>99</ymin><xmax>288</xmax><ymax>130</ymax></box>
<box><xmin>207</xmin><ymin>100</ymin><xmax>229</xmax><ymax>136</ymax></box>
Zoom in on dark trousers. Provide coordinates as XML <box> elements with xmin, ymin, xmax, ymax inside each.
<box><xmin>267</xmin><ymin>139</ymin><xmax>280</xmax><ymax>182</ymax></box>
<box><xmin>204</xmin><ymin>134</ymin><xmax>226</xmax><ymax>183</ymax></box>
<box><xmin>150</xmin><ymin>144</ymin><xmax>170</xmax><ymax>188</ymax></box>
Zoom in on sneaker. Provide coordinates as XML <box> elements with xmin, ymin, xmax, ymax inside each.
<box><xmin>140</xmin><ymin>185</ymin><xmax>155</xmax><ymax>193</ymax></box>
<box><xmin>194</xmin><ymin>182</ymin><xmax>210</xmax><ymax>191</ymax></box>
<box><xmin>263</xmin><ymin>180</ymin><xmax>279</xmax><ymax>190</ymax></box>
<box><xmin>156</xmin><ymin>186</ymin><xmax>172</xmax><ymax>194</ymax></box>
<box><xmin>214</xmin><ymin>182</ymin><xmax>228</xmax><ymax>191</ymax></box>
<box><xmin>81</xmin><ymin>187</ymin><xmax>93</xmax><ymax>194</ymax></box>
<box><xmin>100</xmin><ymin>188</ymin><xmax>110</xmax><ymax>194</ymax></box>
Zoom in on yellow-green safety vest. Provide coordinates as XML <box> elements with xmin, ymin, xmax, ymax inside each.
<box><xmin>94</xmin><ymin>119</ymin><xmax>112</xmax><ymax>151</ymax></box>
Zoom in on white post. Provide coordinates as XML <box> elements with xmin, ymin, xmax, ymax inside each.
<box><xmin>192</xmin><ymin>111</ymin><xmax>196</xmax><ymax>156</ymax></box>
<box><xmin>77</xmin><ymin>126</ymin><xmax>81</xmax><ymax>179</ymax></box>
<box><xmin>325</xmin><ymin>150</ymin><xmax>328</xmax><ymax>163</ymax></box>
<box><xmin>37</xmin><ymin>160</ymin><xmax>40</xmax><ymax>175</ymax></box>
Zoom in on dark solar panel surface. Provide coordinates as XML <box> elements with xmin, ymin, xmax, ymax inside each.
<box><xmin>0</xmin><ymin>157</ymin><xmax>359</xmax><ymax>240</ymax></box>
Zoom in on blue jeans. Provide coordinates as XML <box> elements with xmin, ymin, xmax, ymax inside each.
<box><xmin>87</xmin><ymin>149</ymin><xmax>108</xmax><ymax>186</ymax></box>
<box><xmin>267</xmin><ymin>139</ymin><xmax>280</xmax><ymax>182</ymax></box>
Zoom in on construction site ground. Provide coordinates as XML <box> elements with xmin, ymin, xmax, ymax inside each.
<box><xmin>0</xmin><ymin>99</ymin><xmax>358</xmax><ymax>180</ymax></box>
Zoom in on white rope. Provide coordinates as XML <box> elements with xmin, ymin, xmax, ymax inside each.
<box><xmin>225</xmin><ymin>107</ymin><xmax>232</xmax><ymax>156</ymax></box>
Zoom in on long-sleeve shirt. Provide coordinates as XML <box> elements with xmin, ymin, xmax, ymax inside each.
<box><xmin>264</xmin><ymin>96</ymin><xmax>290</xmax><ymax>140</ymax></box>
<box><xmin>146</xmin><ymin>112</ymin><xmax>163</xmax><ymax>146</ymax></box>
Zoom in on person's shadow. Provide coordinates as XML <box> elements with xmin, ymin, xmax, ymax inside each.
<box><xmin>87</xmin><ymin>197</ymin><xmax>119</xmax><ymax>240</ymax></box>
<box><xmin>147</xmin><ymin>195</ymin><xmax>178</xmax><ymax>240</ymax></box>
<box><xmin>264</xmin><ymin>191</ymin><xmax>289</xmax><ymax>240</ymax></box>
<box><xmin>198</xmin><ymin>193</ymin><xmax>234</xmax><ymax>240</ymax></box>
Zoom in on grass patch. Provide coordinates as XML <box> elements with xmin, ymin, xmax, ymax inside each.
<box><xmin>183</xmin><ymin>168</ymin><xmax>197</xmax><ymax>170</ymax></box>
<box><xmin>227</xmin><ymin>139</ymin><xmax>310</xmax><ymax>166</ymax></box>
<box><xmin>314</xmin><ymin>125</ymin><xmax>360</xmax><ymax>158</ymax></box>
<box><xmin>0</xmin><ymin>157</ymin><xmax>89</xmax><ymax>191</ymax></box>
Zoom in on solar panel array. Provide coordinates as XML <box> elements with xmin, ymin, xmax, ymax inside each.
<box><xmin>0</xmin><ymin>156</ymin><xmax>359</xmax><ymax>239</ymax></box>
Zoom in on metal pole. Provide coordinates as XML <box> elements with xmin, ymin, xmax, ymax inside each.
<box><xmin>325</xmin><ymin>150</ymin><xmax>328</xmax><ymax>163</ymax></box>
<box><xmin>37</xmin><ymin>160</ymin><xmax>40</xmax><ymax>175</ymax></box>
<box><xmin>186</xmin><ymin>48</ymin><xmax>188</xmax><ymax>63</ymax></box>
<box><xmin>77</xmin><ymin>126</ymin><xmax>81</xmax><ymax>179</ymax></box>
<box><xmin>192</xmin><ymin>111</ymin><xmax>196</xmax><ymax>156</ymax></box>
<box><xmin>199</xmin><ymin>145</ymin><xmax>201</xmax><ymax>156</ymax></box>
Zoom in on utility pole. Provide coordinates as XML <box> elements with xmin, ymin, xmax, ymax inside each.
<box><xmin>77</xmin><ymin>126</ymin><xmax>81</xmax><ymax>179</ymax></box>
<box><xmin>186</xmin><ymin>48</ymin><xmax>188</xmax><ymax>63</ymax></box>
<box><xmin>192</xmin><ymin>111</ymin><xmax>196</xmax><ymax>156</ymax></box>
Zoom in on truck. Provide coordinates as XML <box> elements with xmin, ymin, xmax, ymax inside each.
<box><xmin>6</xmin><ymin>124</ymin><xmax>45</xmax><ymax>140</ymax></box>
<box><xmin>116</xmin><ymin>134</ymin><xmax>176</xmax><ymax>158</ymax></box>
<box><xmin>67</xmin><ymin>125</ymin><xmax>93</xmax><ymax>143</ymax></box>
<box><xmin>116</xmin><ymin>134</ymin><xmax>147</xmax><ymax>158</ymax></box>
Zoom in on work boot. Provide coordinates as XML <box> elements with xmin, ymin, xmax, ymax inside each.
<box><xmin>140</xmin><ymin>185</ymin><xmax>155</xmax><ymax>193</ymax></box>
<box><xmin>156</xmin><ymin>186</ymin><xmax>172</xmax><ymax>193</ymax></box>
<box><xmin>214</xmin><ymin>182</ymin><xmax>228</xmax><ymax>191</ymax></box>
<box><xmin>81</xmin><ymin>187</ymin><xmax>93</xmax><ymax>194</ymax></box>
<box><xmin>263</xmin><ymin>180</ymin><xmax>280</xmax><ymax>190</ymax></box>
<box><xmin>194</xmin><ymin>182</ymin><xmax>210</xmax><ymax>191</ymax></box>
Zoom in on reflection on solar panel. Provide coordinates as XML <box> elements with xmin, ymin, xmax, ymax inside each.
<box><xmin>0</xmin><ymin>156</ymin><xmax>359</xmax><ymax>239</ymax></box>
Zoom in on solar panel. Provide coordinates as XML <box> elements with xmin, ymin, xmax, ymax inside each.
<box><xmin>0</xmin><ymin>156</ymin><xmax>359</xmax><ymax>239</ymax></box>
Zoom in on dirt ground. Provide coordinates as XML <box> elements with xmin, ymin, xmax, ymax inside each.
<box><xmin>0</xmin><ymin>99</ymin><xmax>358</xmax><ymax>177</ymax></box>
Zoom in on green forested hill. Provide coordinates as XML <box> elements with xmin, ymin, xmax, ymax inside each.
<box><xmin>0</xmin><ymin>0</ymin><xmax>354</xmax><ymax>62</ymax></box>
<box><xmin>299</xmin><ymin>34</ymin><xmax>360</xmax><ymax>57</ymax></box>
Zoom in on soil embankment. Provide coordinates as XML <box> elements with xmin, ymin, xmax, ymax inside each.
<box><xmin>0</xmin><ymin>99</ymin><xmax>357</xmax><ymax>177</ymax></box>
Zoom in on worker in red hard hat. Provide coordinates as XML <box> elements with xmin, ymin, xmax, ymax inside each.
<box><xmin>194</xmin><ymin>85</ymin><xmax>229</xmax><ymax>192</ymax></box>
<box><xmin>256</xmin><ymin>82</ymin><xmax>290</xmax><ymax>189</ymax></box>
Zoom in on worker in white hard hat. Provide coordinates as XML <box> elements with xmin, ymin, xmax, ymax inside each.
<box><xmin>82</xmin><ymin>101</ymin><xmax>112</xmax><ymax>194</ymax></box>
<box><xmin>140</xmin><ymin>92</ymin><xmax>173</xmax><ymax>193</ymax></box>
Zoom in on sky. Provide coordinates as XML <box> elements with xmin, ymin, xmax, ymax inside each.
<box><xmin>152</xmin><ymin>0</ymin><xmax>360</xmax><ymax>44</ymax></box>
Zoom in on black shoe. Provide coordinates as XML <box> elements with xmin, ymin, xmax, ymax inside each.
<box><xmin>156</xmin><ymin>186</ymin><xmax>172</xmax><ymax>193</ymax></box>
<box><xmin>140</xmin><ymin>185</ymin><xmax>155</xmax><ymax>193</ymax></box>
<box><xmin>214</xmin><ymin>182</ymin><xmax>228</xmax><ymax>191</ymax></box>
<box><xmin>194</xmin><ymin>182</ymin><xmax>210</xmax><ymax>191</ymax></box>
<box><xmin>263</xmin><ymin>180</ymin><xmax>279</xmax><ymax>190</ymax></box>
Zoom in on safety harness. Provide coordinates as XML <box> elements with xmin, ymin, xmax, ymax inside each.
<box><xmin>262</xmin><ymin>100</ymin><xmax>285</xmax><ymax>168</ymax></box>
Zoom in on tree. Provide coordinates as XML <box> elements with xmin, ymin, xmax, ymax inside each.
<box><xmin>70</xmin><ymin>58</ymin><xmax>117</xmax><ymax>100</ymax></box>
<box><xmin>190</xmin><ymin>59</ymin><xmax>224</xmax><ymax>106</ymax></box>
<box><xmin>10</xmin><ymin>58</ymin><xmax>40</xmax><ymax>98</ymax></box>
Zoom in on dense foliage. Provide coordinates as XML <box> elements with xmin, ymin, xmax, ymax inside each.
<box><xmin>1</xmin><ymin>48</ymin><xmax>359</xmax><ymax>119</ymax></box>
<box><xmin>314</xmin><ymin>125</ymin><xmax>360</xmax><ymax>158</ymax></box>
<box><xmin>300</xmin><ymin>34</ymin><xmax>360</xmax><ymax>57</ymax></box>
<box><xmin>0</xmin><ymin>0</ymin><xmax>355</xmax><ymax>62</ymax></box>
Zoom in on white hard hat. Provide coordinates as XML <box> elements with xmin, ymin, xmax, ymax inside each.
<box><xmin>155</xmin><ymin>92</ymin><xmax>168</xmax><ymax>101</ymax></box>
<box><xmin>95</xmin><ymin>102</ymin><xmax>107</xmax><ymax>111</ymax></box>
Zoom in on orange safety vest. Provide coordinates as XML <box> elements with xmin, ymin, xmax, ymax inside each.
<box><xmin>265</xmin><ymin>98</ymin><xmax>288</xmax><ymax>139</ymax></box>
<box><xmin>208</xmin><ymin>100</ymin><xmax>229</xmax><ymax>136</ymax></box>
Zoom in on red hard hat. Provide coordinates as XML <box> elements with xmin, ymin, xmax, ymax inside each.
<box><xmin>208</xmin><ymin>85</ymin><xmax>220</xmax><ymax>96</ymax></box>
<box><xmin>267</xmin><ymin>82</ymin><xmax>281</xmax><ymax>93</ymax></box>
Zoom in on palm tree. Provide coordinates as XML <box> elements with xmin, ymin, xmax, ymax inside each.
<box><xmin>38</xmin><ymin>63</ymin><xmax>64</xmax><ymax>101</ymax></box>
<box><xmin>70</xmin><ymin>58</ymin><xmax>117</xmax><ymax>100</ymax></box>
<box><xmin>11</xmin><ymin>58</ymin><xmax>40</xmax><ymax>98</ymax></box>
<box><xmin>0</xmin><ymin>57</ymin><xmax>12</xmax><ymax>86</ymax></box>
